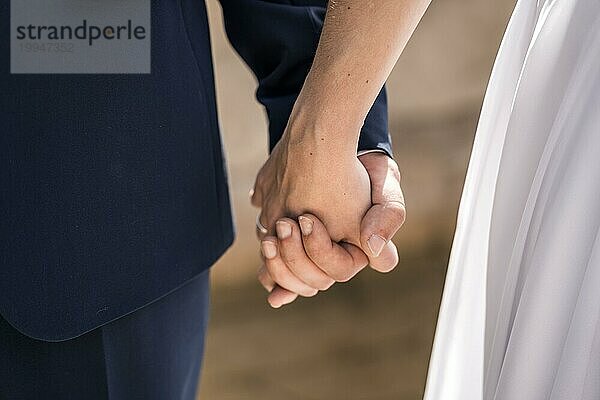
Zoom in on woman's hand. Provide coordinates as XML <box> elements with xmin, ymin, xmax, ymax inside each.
<box><xmin>251</xmin><ymin>127</ymin><xmax>371</xmax><ymax>247</ymax></box>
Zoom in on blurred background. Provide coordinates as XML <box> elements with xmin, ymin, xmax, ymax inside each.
<box><xmin>199</xmin><ymin>0</ymin><xmax>516</xmax><ymax>398</ymax></box>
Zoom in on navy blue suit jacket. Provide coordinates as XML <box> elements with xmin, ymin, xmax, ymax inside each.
<box><xmin>0</xmin><ymin>0</ymin><xmax>391</xmax><ymax>341</ymax></box>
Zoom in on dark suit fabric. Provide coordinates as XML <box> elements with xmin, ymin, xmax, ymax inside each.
<box><xmin>0</xmin><ymin>269</ymin><xmax>210</xmax><ymax>400</ymax></box>
<box><xmin>0</xmin><ymin>0</ymin><xmax>391</xmax><ymax>342</ymax></box>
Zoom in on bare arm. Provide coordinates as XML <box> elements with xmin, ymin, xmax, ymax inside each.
<box><xmin>287</xmin><ymin>0</ymin><xmax>432</xmax><ymax>154</ymax></box>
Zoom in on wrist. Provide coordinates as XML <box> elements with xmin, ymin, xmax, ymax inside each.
<box><xmin>284</xmin><ymin>105</ymin><xmax>360</xmax><ymax>160</ymax></box>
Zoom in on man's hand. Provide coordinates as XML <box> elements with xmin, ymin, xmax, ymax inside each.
<box><xmin>251</xmin><ymin>126</ymin><xmax>372</xmax><ymax>247</ymax></box>
<box><xmin>358</xmin><ymin>152</ymin><xmax>406</xmax><ymax>270</ymax></box>
<box><xmin>256</xmin><ymin>152</ymin><xmax>406</xmax><ymax>308</ymax></box>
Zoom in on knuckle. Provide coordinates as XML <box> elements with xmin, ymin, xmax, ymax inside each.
<box><xmin>392</xmin><ymin>165</ymin><xmax>401</xmax><ymax>182</ymax></box>
<box><xmin>387</xmin><ymin>202</ymin><xmax>406</xmax><ymax>225</ymax></box>
<box><xmin>308</xmin><ymin>276</ymin><xmax>334</xmax><ymax>291</ymax></box>
<box><xmin>355</xmin><ymin>257</ymin><xmax>369</xmax><ymax>270</ymax></box>
<box><xmin>387</xmin><ymin>158</ymin><xmax>401</xmax><ymax>180</ymax></box>
<box><xmin>280</xmin><ymin>252</ymin><xmax>298</xmax><ymax>269</ymax></box>
<box><xmin>320</xmin><ymin>278</ymin><xmax>335</xmax><ymax>290</ymax></box>
<box><xmin>305</xmin><ymin>245</ymin><xmax>326</xmax><ymax>263</ymax></box>
<box><xmin>300</xmin><ymin>288</ymin><xmax>319</xmax><ymax>298</ymax></box>
<box><xmin>336</xmin><ymin>273</ymin><xmax>353</xmax><ymax>283</ymax></box>
<box><xmin>332</xmin><ymin>268</ymin><xmax>355</xmax><ymax>283</ymax></box>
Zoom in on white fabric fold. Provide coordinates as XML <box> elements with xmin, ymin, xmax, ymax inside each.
<box><xmin>424</xmin><ymin>1</ymin><xmax>600</xmax><ymax>398</ymax></box>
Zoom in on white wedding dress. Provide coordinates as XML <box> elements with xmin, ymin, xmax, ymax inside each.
<box><xmin>424</xmin><ymin>0</ymin><xmax>600</xmax><ymax>399</ymax></box>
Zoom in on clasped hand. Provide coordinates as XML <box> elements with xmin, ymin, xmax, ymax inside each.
<box><xmin>252</xmin><ymin>129</ymin><xmax>406</xmax><ymax>308</ymax></box>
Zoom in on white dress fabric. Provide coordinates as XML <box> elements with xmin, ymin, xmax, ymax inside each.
<box><xmin>424</xmin><ymin>0</ymin><xmax>600</xmax><ymax>399</ymax></box>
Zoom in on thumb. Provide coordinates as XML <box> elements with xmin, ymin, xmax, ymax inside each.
<box><xmin>369</xmin><ymin>240</ymin><xmax>399</xmax><ymax>273</ymax></box>
<box><xmin>360</xmin><ymin>202</ymin><xmax>405</xmax><ymax>272</ymax></box>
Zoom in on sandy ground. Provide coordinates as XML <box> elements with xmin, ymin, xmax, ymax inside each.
<box><xmin>199</xmin><ymin>0</ymin><xmax>516</xmax><ymax>398</ymax></box>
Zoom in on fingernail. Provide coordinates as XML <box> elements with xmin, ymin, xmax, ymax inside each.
<box><xmin>248</xmin><ymin>188</ymin><xmax>254</xmax><ymax>199</ymax></box>
<box><xmin>261</xmin><ymin>241</ymin><xmax>277</xmax><ymax>259</ymax></box>
<box><xmin>276</xmin><ymin>220</ymin><xmax>292</xmax><ymax>240</ymax></box>
<box><xmin>298</xmin><ymin>216</ymin><xmax>313</xmax><ymax>236</ymax></box>
<box><xmin>367</xmin><ymin>234</ymin><xmax>387</xmax><ymax>257</ymax></box>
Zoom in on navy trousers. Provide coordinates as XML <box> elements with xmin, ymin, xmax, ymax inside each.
<box><xmin>0</xmin><ymin>270</ymin><xmax>210</xmax><ymax>400</ymax></box>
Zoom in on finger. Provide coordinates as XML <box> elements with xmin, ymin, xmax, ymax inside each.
<box><xmin>257</xmin><ymin>265</ymin><xmax>276</xmax><ymax>292</ymax></box>
<box><xmin>298</xmin><ymin>214</ymin><xmax>368</xmax><ymax>282</ymax></box>
<box><xmin>360</xmin><ymin>201</ymin><xmax>406</xmax><ymax>258</ymax></box>
<box><xmin>358</xmin><ymin>154</ymin><xmax>406</xmax><ymax>267</ymax></box>
<box><xmin>255</xmin><ymin>201</ymin><xmax>284</xmax><ymax>239</ymax></box>
<box><xmin>261</xmin><ymin>238</ymin><xmax>318</xmax><ymax>298</ymax></box>
<box><xmin>257</xmin><ymin>266</ymin><xmax>299</xmax><ymax>308</ymax></box>
<box><xmin>268</xmin><ymin>286</ymin><xmax>299</xmax><ymax>308</ymax></box>
<box><xmin>359</xmin><ymin>153</ymin><xmax>405</xmax><ymax>209</ymax></box>
<box><xmin>368</xmin><ymin>240</ymin><xmax>400</xmax><ymax>273</ymax></box>
<box><xmin>255</xmin><ymin>213</ymin><xmax>270</xmax><ymax>241</ymax></box>
<box><xmin>339</xmin><ymin>242</ymin><xmax>370</xmax><ymax>269</ymax></box>
<box><xmin>276</xmin><ymin>218</ymin><xmax>335</xmax><ymax>291</ymax></box>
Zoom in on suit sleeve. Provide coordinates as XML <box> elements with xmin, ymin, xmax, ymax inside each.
<box><xmin>217</xmin><ymin>0</ymin><xmax>393</xmax><ymax>157</ymax></box>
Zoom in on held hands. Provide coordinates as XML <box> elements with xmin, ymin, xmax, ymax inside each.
<box><xmin>252</xmin><ymin>132</ymin><xmax>406</xmax><ymax>307</ymax></box>
<box><xmin>243</xmin><ymin>0</ymin><xmax>426</xmax><ymax>309</ymax></box>
<box><xmin>252</xmin><ymin>130</ymin><xmax>372</xmax><ymax>247</ymax></box>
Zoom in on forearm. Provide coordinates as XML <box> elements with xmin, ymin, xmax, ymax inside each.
<box><xmin>287</xmin><ymin>0</ymin><xmax>431</xmax><ymax>155</ymax></box>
